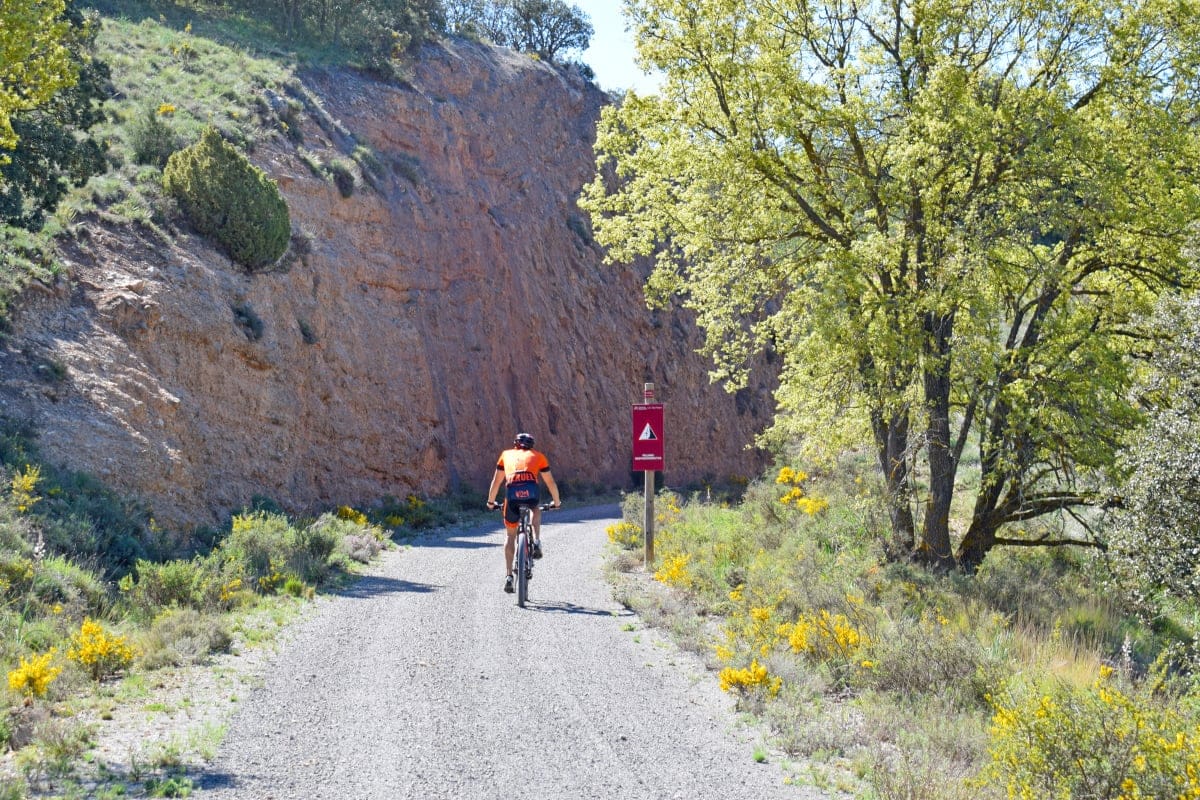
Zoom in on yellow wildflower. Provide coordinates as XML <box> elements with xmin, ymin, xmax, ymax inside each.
<box><xmin>68</xmin><ymin>618</ymin><xmax>136</xmax><ymax>681</ymax></box>
<box><xmin>7</xmin><ymin>649</ymin><xmax>61</xmax><ymax>698</ymax></box>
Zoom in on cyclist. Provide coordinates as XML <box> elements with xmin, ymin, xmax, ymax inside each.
<box><xmin>486</xmin><ymin>432</ymin><xmax>561</xmax><ymax>593</ymax></box>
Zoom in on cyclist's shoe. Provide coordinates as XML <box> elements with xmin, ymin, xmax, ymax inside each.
<box><xmin>504</xmin><ymin>575</ymin><xmax>514</xmax><ymax>593</ymax></box>
<box><xmin>526</xmin><ymin>568</ymin><xmax>533</xmax><ymax>580</ymax></box>
<box><xmin>532</xmin><ymin>541</ymin><xmax>543</xmax><ymax>559</ymax></box>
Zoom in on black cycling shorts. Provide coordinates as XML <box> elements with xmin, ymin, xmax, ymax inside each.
<box><xmin>504</xmin><ymin>481</ymin><xmax>539</xmax><ymax>524</ymax></box>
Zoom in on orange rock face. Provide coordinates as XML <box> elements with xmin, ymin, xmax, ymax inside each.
<box><xmin>0</xmin><ymin>41</ymin><xmax>771</xmax><ymax>527</ymax></box>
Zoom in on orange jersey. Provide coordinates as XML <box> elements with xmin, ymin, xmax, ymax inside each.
<box><xmin>496</xmin><ymin>448</ymin><xmax>550</xmax><ymax>484</ymax></box>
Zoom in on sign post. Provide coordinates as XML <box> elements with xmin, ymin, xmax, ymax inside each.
<box><xmin>632</xmin><ymin>382</ymin><xmax>664</xmax><ymax>568</ymax></box>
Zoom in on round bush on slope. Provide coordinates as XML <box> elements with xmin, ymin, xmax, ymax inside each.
<box><xmin>163</xmin><ymin>127</ymin><xmax>290</xmax><ymax>270</ymax></box>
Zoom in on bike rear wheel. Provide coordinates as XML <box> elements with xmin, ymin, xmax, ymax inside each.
<box><xmin>515</xmin><ymin>530</ymin><xmax>530</xmax><ymax>607</ymax></box>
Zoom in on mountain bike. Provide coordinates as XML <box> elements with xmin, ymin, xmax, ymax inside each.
<box><xmin>491</xmin><ymin>501</ymin><xmax>556</xmax><ymax>607</ymax></box>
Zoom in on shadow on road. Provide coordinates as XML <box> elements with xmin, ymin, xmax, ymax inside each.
<box><xmin>194</xmin><ymin>772</ymin><xmax>240</xmax><ymax>793</ymax></box>
<box><xmin>396</xmin><ymin>503</ymin><xmax>622</xmax><ymax>552</ymax></box>
<box><xmin>402</xmin><ymin>530</ymin><xmax>496</xmax><ymax>550</ymax></box>
<box><xmin>335</xmin><ymin>574</ymin><xmax>440</xmax><ymax>598</ymax></box>
<box><xmin>529</xmin><ymin>600</ymin><xmax>634</xmax><ymax>618</ymax></box>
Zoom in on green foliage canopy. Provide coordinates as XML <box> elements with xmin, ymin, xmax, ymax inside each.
<box><xmin>1109</xmin><ymin>293</ymin><xmax>1200</xmax><ymax>606</ymax></box>
<box><xmin>244</xmin><ymin>0</ymin><xmax>444</xmax><ymax>64</ymax></box>
<box><xmin>446</xmin><ymin>0</ymin><xmax>592</xmax><ymax>62</ymax></box>
<box><xmin>0</xmin><ymin>1</ymin><xmax>109</xmax><ymax>230</ymax></box>
<box><xmin>0</xmin><ymin>0</ymin><xmax>77</xmax><ymax>155</ymax></box>
<box><xmin>163</xmin><ymin>128</ymin><xmax>290</xmax><ymax>271</ymax></box>
<box><xmin>582</xmin><ymin>0</ymin><xmax>1200</xmax><ymax>569</ymax></box>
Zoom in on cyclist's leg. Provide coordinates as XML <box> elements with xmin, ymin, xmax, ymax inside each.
<box><xmin>502</xmin><ymin>500</ymin><xmax>521</xmax><ymax>576</ymax></box>
<box><xmin>504</xmin><ymin>526</ymin><xmax>517</xmax><ymax>574</ymax></box>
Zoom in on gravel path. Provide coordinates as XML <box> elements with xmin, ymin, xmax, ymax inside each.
<box><xmin>195</xmin><ymin>506</ymin><xmax>823</xmax><ymax>799</ymax></box>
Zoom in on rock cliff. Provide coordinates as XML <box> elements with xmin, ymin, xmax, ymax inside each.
<box><xmin>0</xmin><ymin>39</ymin><xmax>771</xmax><ymax>527</ymax></box>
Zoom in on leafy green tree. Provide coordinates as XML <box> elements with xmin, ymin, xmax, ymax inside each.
<box><xmin>446</xmin><ymin>0</ymin><xmax>592</xmax><ymax>62</ymax></box>
<box><xmin>0</xmin><ymin>2</ymin><xmax>109</xmax><ymax>230</ymax></box>
<box><xmin>1109</xmin><ymin>294</ymin><xmax>1200</xmax><ymax>606</ymax></box>
<box><xmin>163</xmin><ymin>128</ymin><xmax>291</xmax><ymax>271</ymax></box>
<box><xmin>0</xmin><ymin>0</ymin><xmax>77</xmax><ymax>156</ymax></box>
<box><xmin>504</xmin><ymin>0</ymin><xmax>592</xmax><ymax>61</ymax></box>
<box><xmin>445</xmin><ymin>0</ymin><xmax>510</xmax><ymax>41</ymax></box>
<box><xmin>250</xmin><ymin>0</ymin><xmax>444</xmax><ymax>55</ymax></box>
<box><xmin>582</xmin><ymin>0</ymin><xmax>1200</xmax><ymax>570</ymax></box>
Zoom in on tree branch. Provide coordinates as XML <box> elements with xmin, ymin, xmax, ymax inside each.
<box><xmin>992</xmin><ymin>535</ymin><xmax>1107</xmax><ymax>551</ymax></box>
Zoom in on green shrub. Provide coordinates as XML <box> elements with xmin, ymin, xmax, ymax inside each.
<box><xmin>31</xmin><ymin>556</ymin><xmax>108</xmax><ymax>615</ymax></box>
<box><xmin>162</xmin><ymin>128</ymin><xmax>290</xmax><ymax>270</ymax></box>
<box><xmin>1109</xmin><ymin>293</ymin><xmax>1200</xmax><ymax>608</ymax></box>
<box><xmin>15</xmin><ymin>618</ymin><xmax>59</xmax><ymax>653</ymax></box>
<box><xmin>214</xmin><ymin>510</ymin><xmax>350</xmax><ymax>591</ymax></box>
<box><xmin>0</xmin><ymin>708</ymin><xmax>13</xmax><ymax>753</ymax></box>
<box><xmin>856</xmin><ymin>609</ymin><xmax>1002</xmax><ymax>707</ymax></box>
<box><xmin>0</xmin><ymin>552</ymin><xmax>35</xmax><ymax>601</ymax></box>
<box><xmin>374</xmin><ymin>494</ymin><xmax>439</xmax><ymax>530</ymax></box>
<box><xmin>290</xmin><ymin>521</ymin><xmax>340</xmax><ymax>584</ymax></box>
<box><xmin>282</xmin><ymin>576</ymin><xmax>307</xmax><ymax>597</ymax></box>
<box><xmin>127</xmin><ymin>558</ymin><xmax>204</xmax><ymax>612</ymax></box>
<box><xmin>0</xmin><ymin>501</ymin><xmax>35</xmax><ymax>556</ymax></box>
<box><xmin>145</xmin><ymin>775</ymin><xmax>193</xmax><ymax>797</ymax></box>
<box><xmin>298</xmin><ymin>318</ymin><xmax>317</xmax><ymax>344</ymax></box>
<box><xmin>0</xmin><ymin>419</ymin><xmax>154</xmax><ymax>577</ymax></box>
<box><xmin>217</xmin><ymin>511</ymin><xmax>296</xmax><ymax>586</ymax></box>
<box><xmin>139</xmin><ymin>608</ymin><xmax>232</xmax><ymax>669</ymax></box>
<box><xmin>128</xmin><ymin>105</ymin><xmax>180</xmax><ymax>167</ymax></box>
<box><xmin>351</xmin><ymin>145</ymin><xmax>385</xmax><ymax>190</ymax></box>
<box><xmin>29</xmin><ymin>717</ymin><xmax>91</xmax><ymax>779</ymax></box>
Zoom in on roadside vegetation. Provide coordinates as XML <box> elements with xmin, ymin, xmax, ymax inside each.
<box><xmin>608</xmin><ymin>458</ymin><xmax>1200</xmax><ymax>798</ymax></box>
<box><xmin>604</xmin><ymin>272</ymin><xmax>1200</xmax><ymax>800</ymax></box>
<box><xmin>0</xmin><ymin>417</ymin><xmax>478</xmax><ymax>797</ymax></box>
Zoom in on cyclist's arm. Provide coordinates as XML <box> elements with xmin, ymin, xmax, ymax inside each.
<box><xmin>540</xmin><ymin>470</ymin><xmax>562</xmax><ymax>507</ymax></box>
<box><xmin>486</xmin><ymin>466</ymin><xmax>505</xmax><ymax>505</ymax></box>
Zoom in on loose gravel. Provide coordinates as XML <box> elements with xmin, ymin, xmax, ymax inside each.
<box><xmin>193</xmin><ymin>506</ymin><xmax>826</xmax><ymax>799</ymax></box>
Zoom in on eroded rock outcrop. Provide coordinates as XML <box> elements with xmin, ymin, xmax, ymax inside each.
<box><xmin>0</xmin><ymin>40</ymin><xmax>771</xmax><ymax>527</ymax></box>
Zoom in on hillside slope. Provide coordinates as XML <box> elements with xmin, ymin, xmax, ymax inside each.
<box><xmin>0</xmin><ymin>33</ymin><xmax>770</xmax><ymax>527</ymax></box>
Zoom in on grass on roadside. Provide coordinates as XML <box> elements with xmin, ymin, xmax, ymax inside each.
<box><xmin>605</xmin><ymin>460</ymin><xmax>1200</xmax><ymax>799</ymax></box>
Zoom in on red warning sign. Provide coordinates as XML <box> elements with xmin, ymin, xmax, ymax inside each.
<box><xmin>631</xmin><ymin>403</ymin><xmax>664</xmax><ymax>472</ymax></box>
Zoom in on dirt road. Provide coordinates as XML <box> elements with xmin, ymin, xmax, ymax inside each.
<box><xmin>195</xmin><ymin>506</ymin><xmax>820</xmax><ymax>799</ymax></box>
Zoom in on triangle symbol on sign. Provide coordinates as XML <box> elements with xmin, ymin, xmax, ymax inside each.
<box><xmin>639</xmin><ymin>423</ymin><xmax>658</xmax><ymax>441</ymax></box>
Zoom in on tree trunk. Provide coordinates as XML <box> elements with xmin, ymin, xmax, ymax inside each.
<box><xmin>958</xmin><ymin>412</ymin><xmax>1010</xmax><ymax>571</ymax></box>
<box><xmin>918</xmin><ymin>311</ymin><xmax>956</xmax><ymax>570</ymax></box>
<box><xmin>957</xmin><ymin>512</ymin><xmax>1000</xmax><ymax>572</ymax></box>
<box><xmin>873</xmin><ymin>410</ymin><xmax>916</xmax><ymax>557</ymax></box>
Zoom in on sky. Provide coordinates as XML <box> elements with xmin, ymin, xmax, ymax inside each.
<box><xmin>572</xmin><ymin>0</ymin><xmax>662</xmax><ymax>95</ymax></box>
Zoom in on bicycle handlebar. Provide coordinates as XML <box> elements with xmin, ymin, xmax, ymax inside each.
<box><xmin>487</xmin><ymin>501</ymin><xmax>560</xmax><ymax>511</ymax></box>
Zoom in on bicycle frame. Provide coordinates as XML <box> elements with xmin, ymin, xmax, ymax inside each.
<box><xmin>514</xmin><ymin>505</ymin><xmax>535</xmax><ymax>607</ymax></box>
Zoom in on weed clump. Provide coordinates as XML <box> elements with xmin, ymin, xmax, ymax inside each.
<box><xmin>139</xmin><ymin>608</ymin><xmax>232</xmax><ymax>669</ymax></box>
